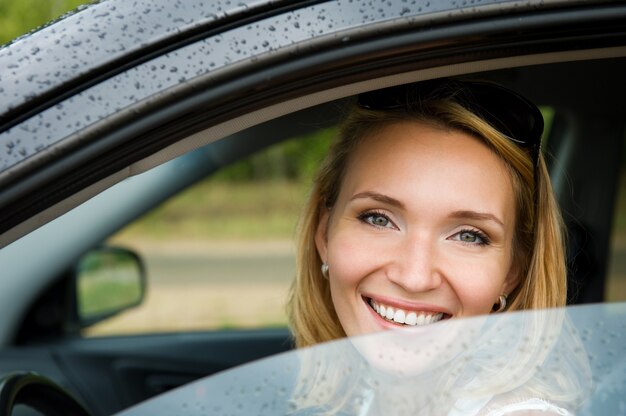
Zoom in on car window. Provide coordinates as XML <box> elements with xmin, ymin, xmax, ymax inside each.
<box><xmin>82</xmin><ymin>128</ymin><xmax>334</xmax><ymax>336</ymax></box>
<box><xmin>115</xmin><ymin>303</ymin><xmax>626</xmax><ymax>416</ymax></box>
<box><xmin>81</xmin><ymin>105</ymin><xmax>565</xmax><ymax>336</ymax></box>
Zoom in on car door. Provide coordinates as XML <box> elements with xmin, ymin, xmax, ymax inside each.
<box><xmin>1</xmin><ymin>1</ymin><xmax>626</xmax><ymax>415</ymax></box>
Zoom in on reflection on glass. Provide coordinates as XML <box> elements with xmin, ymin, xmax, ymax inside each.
<box><xmin>115</xmin><ymin>304</ymin><xmax>626</xmax><ymax>416</ymax></box>
<box><xmin>292</xmin><ymin>308</ymin><xmax>591</xmax><ymax>415</ymax></box>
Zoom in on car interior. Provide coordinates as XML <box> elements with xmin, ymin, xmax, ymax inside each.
<box><xmin>1</xmin><ymin>51</ymin><xmax>626</xmax><ymax>415</ymax></box>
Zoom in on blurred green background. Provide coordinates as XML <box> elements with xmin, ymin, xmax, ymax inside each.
<box><xmin>0</xmin><ymin>0</ymin><xmax>87</xmax><ymax>45</ymax></box>
<box><xmin>117</xmin><ymin>128</ymin><xmax>334</xmax><ymax>242</ymax></box>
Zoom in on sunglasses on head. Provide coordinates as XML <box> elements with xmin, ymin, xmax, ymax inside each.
<box><xmin>357</xmin><ymin>78</ymin><xmax>543</xmax><ymax>167</ymax></box>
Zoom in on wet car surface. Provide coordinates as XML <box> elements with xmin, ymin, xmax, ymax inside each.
<box><xmin>1</xmin><ymin>0</ymin><xmax>626</xmax><ymax>414</ymax></box>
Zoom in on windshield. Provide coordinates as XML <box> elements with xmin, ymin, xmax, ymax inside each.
<box><xmin>115</xmin><ymin>303</ymin><xmax>625</xmax><ymax>415</ymax></box>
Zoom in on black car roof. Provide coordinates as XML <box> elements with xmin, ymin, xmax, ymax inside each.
<box><xmin>0</xmin><ymin>0</ymin><xmax>624</xmax><ymax>246</ymax></box>
<box><xmin>0</xmin><ymin>0</ymin><xmax>604</xmax><ymax>158</ymax></box>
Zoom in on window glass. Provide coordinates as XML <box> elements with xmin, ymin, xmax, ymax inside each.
<box><xmin>82</xmin><ymin>101</ymin><xmax>561</xmax><ymax>336</ymax></box>
<box><xmin>83</xmin><ymin>128</ymin><xmax>334</xmax><ymax>336</ymax></box>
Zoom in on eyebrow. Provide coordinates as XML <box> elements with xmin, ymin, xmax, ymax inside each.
<box><xmin>349</xmin><ymin>191</ymin><xmax>405</xmax><ymax>209</ymax></box>
<box><xmin>349</xmin><ymin>192</ymin><xmax>505</xmax><ymax>227</ymax></box>
<box><xmin>449</xmin><ymin>210</ymin><xmax>505</xmax><ymax>228</ymax></box>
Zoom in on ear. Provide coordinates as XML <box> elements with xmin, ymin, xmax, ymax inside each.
<box><xmin>315</xmin><ymin>208</ymin><xmax>330</xmax><ymax>263</ymax></box>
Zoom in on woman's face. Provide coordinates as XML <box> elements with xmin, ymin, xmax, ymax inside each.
<box><xmin>316</xmin><ymin>121</ymin><xmax>520</xmax><ymax>338</ymax></box>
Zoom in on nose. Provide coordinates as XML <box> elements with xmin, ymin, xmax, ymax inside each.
<box><xmin>385</xmin><ymin>235</ymin><xmax>442</xmax><ymax>293</ymax></box>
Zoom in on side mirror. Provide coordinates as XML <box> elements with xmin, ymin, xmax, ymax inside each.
<box><xmin>74</xmin><ymin>246</ymin><xmax>146</xmax><ymax>327</ymax></box>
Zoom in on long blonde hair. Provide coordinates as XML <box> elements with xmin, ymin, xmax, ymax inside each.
<box><xmin>288</xmin><ymin>82</ymin><xmax>566</xmax><ymax>348</ymax></box>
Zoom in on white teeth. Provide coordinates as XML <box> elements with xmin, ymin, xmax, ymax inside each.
<box><xmin>393</xmin><ymin>309</ymin><xmax>406</xmax><ymax>323</ymax></box>
<box><xmin>369</xmin><ymin>299</ymin><xmax>445</xmax><ymax>327</ymax></box>
<box><xmin>405</xmin><ymin>312</ymin><xmax>417</xmax><ymax>325</ymax></box>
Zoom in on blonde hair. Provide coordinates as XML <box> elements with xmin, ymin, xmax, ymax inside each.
<box><xmin>288</xmin><ymin>85</ymin><xmax>566</xmax><ymax>348</ymax></box>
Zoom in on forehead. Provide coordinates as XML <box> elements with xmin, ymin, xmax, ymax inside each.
<box><xmin>340</xmin><ymin>120</ymin><xmax>515</xmax><ymax>216</ymax></box>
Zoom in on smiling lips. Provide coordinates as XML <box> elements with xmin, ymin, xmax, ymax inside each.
<box><xmin>368</xmin><ymin>299</ymin><xmax>445</xmax><ymax>326</ymax></box>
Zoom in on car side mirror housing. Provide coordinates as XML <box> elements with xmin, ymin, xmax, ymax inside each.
<box><xmin>74</xmin><ymin>246</ymin><xmax>146</xmax><ymax>328</ymax></box>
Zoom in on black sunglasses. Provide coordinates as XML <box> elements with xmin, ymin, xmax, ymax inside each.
<box><xmin>358</xmin><ymin>78</ymin><xmax>543</xmax><ymax>167</ymax></box>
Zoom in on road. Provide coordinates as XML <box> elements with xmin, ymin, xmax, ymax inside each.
<box><xmin>146</xmin><ymin>247</ymin><xmax>296</xmax><ymax>285</ymax></box>
<box><xmin>86</xmin><ymin>240</ymin><xmax>296</xmax><ymax>336</ymax></box>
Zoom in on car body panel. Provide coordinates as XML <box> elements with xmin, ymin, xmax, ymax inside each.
<box><xmin>0</xmin><ymin>1</ymin><xmax>625</xmax><ymax>415</ymax></box>
<box><xmin>2</xmin><ymin>0</ymin><xmax>625</xmax><ymax>245</ymax></box>
<box><xmin>0</xmin><ymin>0</ymin><xmax>281</xmax><ymax>125</ymax></box>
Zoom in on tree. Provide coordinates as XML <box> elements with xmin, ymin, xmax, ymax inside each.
<box><xmin>0</xmin><ymin>0</ymin><xmax>88</xmax><ymax>45</ymax></box>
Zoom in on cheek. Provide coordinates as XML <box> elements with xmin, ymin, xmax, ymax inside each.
<box><xmin>326</xmin><ymin>236</ymin><xmax>375</xmax><ymax>289</ymax></box>
<box><xmin>324</xmin><ymin>230</ymin><xmax>388</xmax><ymax>329</ymax></box>
<box><xmin>444</xmin><ymin>253</ymin><xmax>512</xmax><ymax>315</ymax></box>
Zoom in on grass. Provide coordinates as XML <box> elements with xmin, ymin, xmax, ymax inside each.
<box><xmin>113</xmin><ymin>179</ymin><xmax>312</xmax><ymax>243</ymax></box>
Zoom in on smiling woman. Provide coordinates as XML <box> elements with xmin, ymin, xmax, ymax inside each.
<box><xmin>287</xmin><ymin>77</ymin><xmax>570</xmax><ymax>415</ymax></box>
<box><xmin>322</xmin><ymin>121</ymin><xmax>520</xmax><ymax>337</ymax></box>
<box><xmin>288</xmin><ymin>77</ymin><xmax>566</xmax><ymax>347</ymax></box>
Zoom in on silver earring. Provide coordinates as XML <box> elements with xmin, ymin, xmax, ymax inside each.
<box><xmin>493</xmin><ymin>294</ymin><xmax>508</xmax><ymax>312</ymax></box>
<box><xmin>321</xmin><ymin>263</ymin><xmax>329</xmax><ymax>280</ymax></box>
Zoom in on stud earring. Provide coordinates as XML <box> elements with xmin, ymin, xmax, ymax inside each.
<box><xmin>493</xmin><ymin>294</ymin><xmax>508</xmax><ymax>312</ymax></box>
<box><xmin>321</xmin><ymin>263</ymin><xmax>329</xmax><ymax>280</ymax></box>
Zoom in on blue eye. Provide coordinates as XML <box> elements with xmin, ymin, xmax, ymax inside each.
<box><xmin>358</xmin><ymin>212</ymin><xmax>394</xmax><ymax>228</ymax></box>
<box><xmin>454</xmin><ymin>229</ymin><xmax>490</xmax><ymax>246</ymax></box>
<box><xmin>460</xmin><ymin>231</ymin><xmax>479</xmax><ymax>243</ymax></box>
